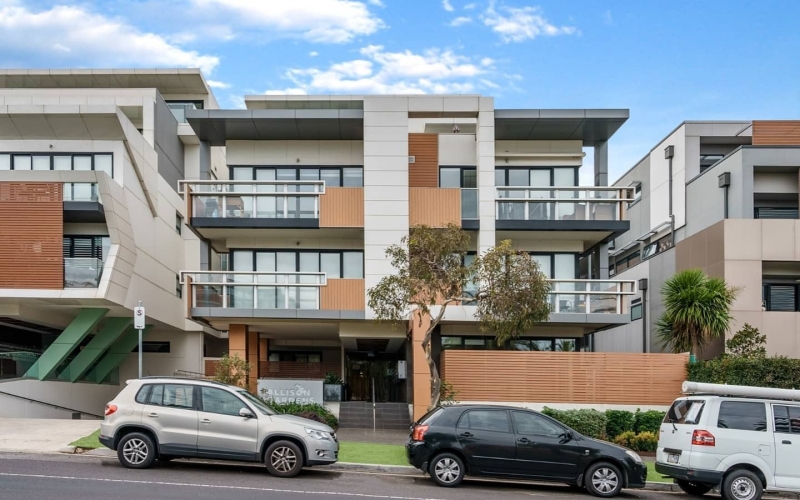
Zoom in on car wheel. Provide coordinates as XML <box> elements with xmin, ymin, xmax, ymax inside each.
<box><xmin>722</xmin><ymin>469</ymin><xmax>762</xmax><ymax>500</ymax></box>
<box><xmin>677</xmin><ymin>479</ymin><xmax>712</xmax><ymax>496</ymax></box>
<box><xmin>117</xmin><ymin>432</ymin><xmax>156</xmax><ymax>469</ymax></box>
<box><xmin>584</xmin><ymin>462</ymin><xmax>623</xmax><ymax>498</ymax></box>
<box><xmin>265</xmin><ymin>440</ymin><xmax>303</xmax><ymax>478</ymax></box>
<box><xmin>428</xmin><ymin>453</ymin><xmax>465</xmax><ymax>488</ymax></box>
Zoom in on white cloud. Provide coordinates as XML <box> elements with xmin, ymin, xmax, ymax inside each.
<box><xmin>603</xmin><ymin>10</ymin><xmax>614</xmax><ymax>26</ymax></box>
<box><xmin>267</xmin><ymin>45</ymin><xmax>497</xmax><ymax>95</ymax></box>
<box><xmin>0</xmin><ymin>3</ymin><xmax>219</xmax><ymax>73</ymax></box>
<box><xmin>207</xmin><ymin>79</ymin><xmax>231</xmax><ymax>89</ymax></box>
<box><xmin>450</xmin><ymin>16</ymin><xmax>472</xmax><ymax>26</ymax></box>
<box><xmin>309</xmin><ymin>51</ymin><xmax>319</xmax><ymax>57</ymax></box>
<box><xmin>442</xmin><ymin>0</ymin><xmax>455</xmax><ymax>12</ymax></box>
<box><xmin>191</xmin><ymin>0</ymin><xmax>384</xmax><ymax>43</ymax></box>
<box><xmin>367</xmin><ymin>0</ymin><xmax>384</xmax><ymax>5</ymax></box>
<box><xmin>482</xmin><ymin>2</ymin><xmax>578</xmax><ymax>43</ymax></box>
<box><xmin>464</xmin><ymin>2</ymin><xmax>477</xmax><ymax>9</ymax></box>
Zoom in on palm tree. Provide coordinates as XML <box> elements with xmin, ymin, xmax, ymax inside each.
<box><xmin>655</xmin><ymin>269</ymin><xmax>739</xmax><ymax>354</ymax></box>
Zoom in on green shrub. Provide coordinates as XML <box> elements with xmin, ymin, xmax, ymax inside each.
<box><xmin>634</xmin><ymin>410</ymin><xmax>665</xmax><ymax>434</ymax></box>
<box><xmin>612</xmin><ymin>431</ymin><xmax>636</xmax><ymax>448</ymax></box>
<box><xmin>688</xmin><ymin>355</ymin><xmax>800</xmax><ymax>389</ymax></box>
<box><xmin>263</xmin><ymin>400</ymin><xmax>339</xmax><ymax>430</ymax></box>
<box><xmin>542</xmin><ymin>407</ymin><xmax>606</xmax><ymax>439</ymax></box>
<box><xmin>630</xmin><ymin>432</ymin><xmax>658</xmax><ymax>453</ymax></box>
<box><xmin>605</xmin><ymin>410</ymin><xmax>635</xmax><ymax>440</ymax></box>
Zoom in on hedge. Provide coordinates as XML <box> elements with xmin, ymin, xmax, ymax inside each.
<box><xmin>634</xmin><ymin>410</ymin><xmax>665</xmax><ymax>434</ymax></box>
<box><xmin>264</xmin><ymin>401</ymin><xmax>339</xmax><ymax>430</ymax></box>
<box><xmin>605</xmin><ymin>410</ymin><xmax>636</xmax><ymax>440</ymax></box>
<box><xmin>688</xmin><ymin>356</ymin><xmax>800</xmax><ymax>389</ymax></box>
<box><xmin>613</xmin><ymin>431</ymin><xmax>658</xmax><ymax>453</ymax></box>
<box><xmin>542</xmin><ymin>407</ymin><xmax>607</xmax><ymax>439</ymax></box>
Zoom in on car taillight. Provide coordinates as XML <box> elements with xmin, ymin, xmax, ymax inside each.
<box><xmin>104</xmin><ymin>404</ymin><xmax>118</xmax><ymax>416</ymax></box>
<box><xmin>411</xmin><ymin>425</ymin><xmax>429</xmax><ymax>442</ymax></box>
<box><xmin>692</xmin><ymin>429</ymin><xmax>715</xmax><ymax>446</ymax></box>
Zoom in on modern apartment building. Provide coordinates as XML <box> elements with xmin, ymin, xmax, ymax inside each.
<box><xmin>597</xmin><ymin>120</ymin><xmax>800</xmax><ymax>359</ymax></box>
<box><xmin>0</xmin><ymin>68</ymin><xmax>640</xmax><ymax>420</ymax></box>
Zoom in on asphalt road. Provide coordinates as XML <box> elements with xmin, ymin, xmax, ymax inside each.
<box><xmin>0</xmin><ymin>452</ymin><xmax>682</xmax><ymax>500</ymax></box>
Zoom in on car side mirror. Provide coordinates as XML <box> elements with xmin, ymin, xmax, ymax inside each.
<box><xmin>239</xmin><ymin>408</ymin><xmax>255</xmax><ymax>419</ymax></box>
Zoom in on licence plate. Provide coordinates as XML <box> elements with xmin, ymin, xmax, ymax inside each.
<box><xmin>667</xmin><ymin>453</ymin><xmax>680</xmax><ymax>464</ymax></box>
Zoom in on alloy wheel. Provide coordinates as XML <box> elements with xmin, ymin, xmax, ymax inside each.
<box><xmin>270</xmin><ymin>446</ymin><xmax>297</xmax><ymax>473</ymax></box>
<box><xmin>591</xmin><ymin>467</ymin><xmax>619</xmax><ymax>494</ymax></box>
<box><xmin>122</xmin><ymin>438</ymin><xmax>149</xmax><ymax>466</ymax></box>
<box><xmin>434</xmin><ymin>458</ymin><xmax>461</xmax><ymax>484</ymax></box>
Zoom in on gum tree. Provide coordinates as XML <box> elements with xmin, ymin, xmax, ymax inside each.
<box><xmin>368</xmin><ymin>224</ymin><xmax>552</xmax><ymax>409</ymax></box>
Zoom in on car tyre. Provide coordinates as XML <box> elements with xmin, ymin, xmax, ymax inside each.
<box><xmin>265</xmin><ymin>440</ymin><xmax>304</xmax><ymax>478</ymax></box>
<box><xmin>584</xmin><ymin>462</ymin><xmax>623</xmax><ymax>498</ymax></box>
<box><xmin>428</xmin><ymin>453</ymin><xmax>465</xmax><ymax>488</ymax></box>
<box><xmin>677</xmin><ymin>479</ymin><xmax>712</xmax><ymax>496</ymax></box>
<box><xmin>117</xmin><ymin>432</ymin><xmax>156</xmax><ymax>469</ymax></box>
<box><xmin>721</xmin><ymin>469</ymin><xmax>762</xmax><ymax>500</ymax></box>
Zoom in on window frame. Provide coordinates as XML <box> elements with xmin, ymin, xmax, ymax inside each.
<box><xmin>230</xmin><ymin>249</ymin><xmax>365</xmax><ymax>280</ymax></box>
<box><xmin>229</xmin><ymin>166</ymin><xmax>364</xmax><ymax>188</ymax></box>
<box><xmin>439</xmin><ymin>166</ymin><xmax>477</xmax><ymax>188</ymax></box>
<box><xmin>457</xmin><ymin>409</ymin><xmax>512</xmax><ymax>434</ymax></box>
<box><xmin>631</xmin><ymin>300</ymin><xmax>643</xmax><ymax>321</ymax></box>
<box><xmin>0</xmin><ymin>152</ymin><xmax>114</xmax><ymax>177</ymax></box>
<box><xmin>762</xmin><ymin>281</ymin><xmax>800</xmax><ymax>312</ymax></box>
<box><xmin>494</xmin><ymin>166</ymin><xmax>580</xmax><ymax>187</ymax></box>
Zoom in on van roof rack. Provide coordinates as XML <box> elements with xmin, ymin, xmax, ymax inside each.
<box><xmin>682</xmin><ymin>381</ymin><xmax>800</xmax><ymax>402</ymax></box>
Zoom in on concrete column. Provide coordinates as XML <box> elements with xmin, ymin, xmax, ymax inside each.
<box><xmin>247</xmin><ymin>329</ymin><xmax>259</xmax><ymax>393</ymax></box>
<box><xmin>477</xmin><ymin>98</ymin><xmax>496</xmax><ymax>254</ymax></box>
<box><xmin>594</xmin><ymin>141</ymin><xmax>608</xmax><ymax>187</ymax></box>
<box><xmin>228</xmin><ymin>324</ymin><xmax>248</xmax><ymax>362</ymax></box>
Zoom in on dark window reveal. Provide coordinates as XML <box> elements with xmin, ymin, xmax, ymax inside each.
<box><xmin>132</xmin><ymin>341</ymin><xmax>171</xmax><ymax>353</ymax></box>
<box><xmin>717</xmin><ymin>401</ymin><xmax>767</xmax><ymax>432</ymax></box>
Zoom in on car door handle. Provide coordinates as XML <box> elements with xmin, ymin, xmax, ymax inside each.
<box><xmin>782</xmin><ymin>440</ymin><xmax>792</xmax><ymax>445</ymax></box>
<box><xmin>459</xmin><ymin>432</ymin><xmax>473</xmax><ymax>438</ymax></box>
<box><xmin>201</xmin><ymin>419</ymin><xmax>211</xmax><ymax>424</ymax></box>
<box><xmin>147</xmin><ymin>413</ymin><xmax>158</xmax><ymax>418</ymax></box>
<box><xmin>517</xmin><ymin>438</ymin><xmax>531</xmax><ymax>444</ymax></box>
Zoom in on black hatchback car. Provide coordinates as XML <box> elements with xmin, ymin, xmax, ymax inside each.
<box><xmin>406</xmin><ymin>405</ymin><xmax>647</xmax><ymax>497</ymax></box>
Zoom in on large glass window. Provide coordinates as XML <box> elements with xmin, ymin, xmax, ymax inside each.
<box><xmin>439</xmin><ymin>167</ymin><xmax>478</xmax><ymax>219</ymax></box>
<box><xmin>459</xmin><ymin>410</ymin><xmax>511</xmax><ymax>433</ymax></box>
<box><xmin>496</xmin><ymin>167</ymin><xmax>578</xmax><ymax>187</ymax></box>
<box><xmin>0</xmin><ymin>153</ymin><xmax>113</xmax><ymax>177</ymax></box>
<box><xmin>231</xmin><ymin>166</ymin><xmax>363</xmax><ymax>188</ymax></box>
<box><xmin>717</xmin><ymin>401</ymin><xmax>767</xmax><ymax>432</ymax></box>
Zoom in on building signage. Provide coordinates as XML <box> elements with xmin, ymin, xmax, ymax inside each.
<box><xmin>257</xmin><ymin>379</ymin><xmax>323</xmax><ymax>405</ymax></box>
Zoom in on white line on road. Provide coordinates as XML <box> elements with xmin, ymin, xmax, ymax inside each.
<box><xmin>0</xmin><ymin>472</ymin><xmax>446</xmax><ymax>500</ymax></box>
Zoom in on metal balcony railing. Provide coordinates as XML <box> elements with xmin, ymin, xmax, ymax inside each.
<box><xmin>64</xmin><ymin>258</ymin><xmax>103</xmax><ymax>288</ymax></box>
<box><xmin>549</xmin><ymin>279</ymin><xmax>637</xmax><ymax>314</ymax></box>
<box><xmin>63</xmin><ymin>183</ymin><xmax>100</xmax><ymax>203</ymax></box>
<box><xmin>179</xmin><ymin>180</ymin><xmax>325</xmax><ymax>220</ymax></box>
<box><xmin>496</xmin><ymin>186</ymin><xmax>635</xmax><ymax>222</ymax></box>
<box><xmin>182</xmin><ymin>271</ymin><xmax>327</xmax><ymax>310</ymax></box>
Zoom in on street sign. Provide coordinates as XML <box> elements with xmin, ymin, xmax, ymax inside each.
<box><xmin>134</xmin><ymin>306</ymin><xmax>145</xmax><ymax>330</ymax></box>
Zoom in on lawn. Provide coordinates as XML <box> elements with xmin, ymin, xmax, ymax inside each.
<box><xmin>69</xmin><ymin>429</ymin><xmax>102</xmax><ymax>450</ymax></box>
<box><xmin>644</xmin><ymin>459</ymin><xmax>670</xmax><ymax>483</ymax></box>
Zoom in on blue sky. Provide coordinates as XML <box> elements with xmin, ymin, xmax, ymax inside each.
<box><xmin>1</xmin><ymin>0</ymin><xmax>799</xmax><ymax>182</ymax></box>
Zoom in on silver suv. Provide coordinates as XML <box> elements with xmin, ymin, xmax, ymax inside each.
<box><xmin>99</xmin><ymin>377</ymin><xmax>338</xmax><ymax>477</ymax></box>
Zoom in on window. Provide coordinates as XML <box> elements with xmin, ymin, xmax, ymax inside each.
<box><xmin>162</xmin><ymin>384</ymin><xmax>195</xmax><ymax>409</ymax></box>
<box><xmin>631</xmin><ymin>301</ymin><xmax>643</xmax><ymax>321</ymax></box>
<box><xmin>230</xmin><ymin>166</ymin><xmax>363</xmax><ymax>187</ymax></box>
<box><xmin>763</xmin><ymin>283</ymin><xmax>798</xmax><ymax>312</ymax></box>
<box><xmin>201</xmin><ymin>387</ymin><xmax>247</xmax><ymax>416</ymax></box>
<box><xmin>176</xmin><ymin>274</ymin><xmax>182</xmax><ymax>298</ymax></box>
<box><xmin>700</xmin><ymin>154</ymin><xmax>725</xmax><ymax>173</ymax></box>
<box><xmin>135</xmin><ymin>385</ymin><xmax>153</xmax><ymax>404</ymax></box>
<box><xmin>441</xmin><ymin>336</ymin><xmax>463</xmax><ymax>350</ymax></box>
<box><xmin>556</xmin><ymin>339</ymin><xmax>577</xmax><ymax>352</ymax></box>
<box><xmin>755</xmin><ymin>207</ymin><xmax>799</xmax><ymax>219</ymax></box>
<box><xmin>495</xmin><ymin>167</ymin><xmax>578</xmax><ymax>187</ymax></box>
<box><xmin>342</xmin><ymin>252</ymin><xmax>364</xmax><ymax>279</ymax></box>
<box><xmin>63</xmin><ymin>236</ymin><xmax>110</xmax><ymax>261</ymax></box>
<box><xmin>459</xmin><ymin>410</ymin><xmax>510</xmax><ymax>433</ymax></box>
<box><xmin>439</xmin><ymin>167</ymin><xmax>476</xmax><ymax>188</ymax></box>
<box><xmin>665</xmin><ymin>399</ymin><xmax>705</xmax><ymax>425</ymax></box>
<box><xmin>132</xmin><ymin>341</ymin><xmax>171</xmax><ymax>353</ymax></box>
<box><xmin>717</xmin><ymin>401</ymin><xmax>767</xmax><ymax>432</ymax></box>
<box><xmin>0</xmin><ymin>152</ymin><xmax>113</xmax><ymax>176</ymax></box>
<box><xmin>231</xmin><ymin>250</ymin><xmax>364</xmax><ymax>279</ymax></box>
<box><xmin>512</xmin><ymin>411</ymin><xmax>564</xmax><ymax>437</ymax></box>
<box><xmin>773</xmin><ymin>405</ymin><xmax>800</xmax><ymax>434</ymax></box>
<box><xmin>175</xmin><ymin>212</ymin><xmax>183</xmax><ymax>235</ymax></box>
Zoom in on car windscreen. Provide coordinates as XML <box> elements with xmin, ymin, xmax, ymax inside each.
<box><xmin>417</xmin><ymin>407</ymin><xmax>444</xmax><ymax>425</ymax></box>
<box><xmin>237</xmin><ymin>390</ymin><xmax>277</xmax><ymax>416</ymax></box>
<box><xmin>665</xmin><ymin>399</ymin><xmax>705</xmax><ymax>425</ymax></box>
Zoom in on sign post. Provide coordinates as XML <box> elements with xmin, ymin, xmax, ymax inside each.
<box><xmin>133</xmin><ymin>301</ymin><xmax>145</xmax><ymax>379</ymax></box>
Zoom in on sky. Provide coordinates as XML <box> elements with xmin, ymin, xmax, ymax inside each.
<box><xmin>1</xmin><ymin>0</ymin><xmax>799</xmax><ymax>183</ymax></box>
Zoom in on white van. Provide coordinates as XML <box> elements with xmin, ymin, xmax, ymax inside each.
<box><xmin>656</xmin><ymin>381</ymin><xmax>800</xmax><ymax>500</ymax></box>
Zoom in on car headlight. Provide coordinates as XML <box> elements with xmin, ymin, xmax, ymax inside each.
<box><xmin>626</xmin><ymin>450</ymin><xmax>643</xmax><ymax>464</ymax></box>
<box><xmin>304</xmin><ymin>427</ymin><xmax>331</xmax><ymax>441</ymax></box>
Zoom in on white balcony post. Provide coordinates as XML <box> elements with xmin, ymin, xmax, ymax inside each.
<box><xmin>586</xmin><ymin>293</ymin><xmax>591</xmax><ymax>314</ymax></box>
<box><xmin>221</xmin><ymin>195</ymin><xmax>227</xmax><ymax>219</ymax></box>
<box><xmin>222</xmin><ymin>274</ymin><xmax>228</xmax><ymax>309</ymax></box>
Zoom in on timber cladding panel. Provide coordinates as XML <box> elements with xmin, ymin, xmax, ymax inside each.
<box><xmin>440</xmin><ymin>351</ymin><xmax>688</xmax><ymax>406</ymax></box>
<box><xmin>752</xmin><ymin>120</ymin><xmax>800</xmax><ymax>145</ymax></box>
<box><xmin>409</xmin><ymin>187</ymin><xmax>461</xmax><ymax>227</ymax></box>
<box><xmin>319</xmin><ymin>187</ymin><xmax>364</xmax><ymax>227</ymax></box>
<box><xmin>408</xmin><ymin>133</ymin><xmax>439</xmax><ymax>187</ymax></box>
<box><xmin>320</xmin><ymin>279</ymin><xmax>365</xmax><ymax>310</ymax></box>
<box><xmin>0</xmin><ymin>182</ymin><xmax>64</xmax><ymax>289</ymax></box>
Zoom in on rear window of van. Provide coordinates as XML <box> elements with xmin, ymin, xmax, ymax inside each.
<box><xmin>665</xmin><ymin>399</ymin><xmax>705</xmax><ymax>425</ymax></box>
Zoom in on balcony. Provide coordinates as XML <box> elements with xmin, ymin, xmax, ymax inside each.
<box><xmin>182</xmin><ymin>271</ymin><xmax>365</xmax><ymax>322</ymax></box>
<box><xmin>549</xmin><ymin>279</ymin><xmax>636</xmax><ymax>315</ymax></box>
<box><xmin>64</xmin><ymin>258</ymin><xmax>103</xmax><ymax>288</ymax></box>
<box><xmin>63</xmin><ymin>182</ymin><xmax>104</xmax><ymax>223</ymax></box>
<box><xmin>180</xmin><ymin>181</ymin><xmax>364</xmax><ymax>240</ymax></box>
<box><xmin>495</xmin><ymin>186</ymin><xmax>633</xmax><ymax>246</ymax></box>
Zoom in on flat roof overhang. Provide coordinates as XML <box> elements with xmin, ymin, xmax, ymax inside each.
<box><xmin>0</xmin><ymin>69</ymin><xmax>211</xmax><ymax>95</ymax></box>
<box><xmin>186</xmin><ymin>109</ymin><xmax>364</xmax><ymax>145</ymax></box>
<box><xmin>187</xmin><ymin>227</ymin><xmax>364</xmax><ymax>253</ymax></box>
<box><xmin>494</xmin><ymin>109</ymin><xmax>629</xmax><ymax>145</ymax></box>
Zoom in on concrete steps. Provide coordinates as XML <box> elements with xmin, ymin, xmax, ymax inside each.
<box><xmin>338</xmin><ymin>402</ymin><xmax>410</xmax><ymax>430</ymax></box>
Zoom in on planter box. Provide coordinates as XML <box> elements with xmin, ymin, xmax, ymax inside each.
<box><xmin>324</xmin><ymin>383</ymin><xmax>342</xmax><ymax>402</ymax></box>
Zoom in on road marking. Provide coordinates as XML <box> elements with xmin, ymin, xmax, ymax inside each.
<box><xmin>0</xmin><ymin>472</ymin><xmax>446</xmax><ymax>500</ymax></box>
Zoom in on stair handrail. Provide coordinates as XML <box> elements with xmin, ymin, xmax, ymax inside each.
<box><xmin>0</xmin><ymin>389</ymin><xmax>103</xmax><ymax>419</ymax></box>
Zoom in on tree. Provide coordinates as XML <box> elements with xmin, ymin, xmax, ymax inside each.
<box><xmin>367</xmin><ymin>224</ymin><xmax>552</xmax><ymax>409</ymax></box>
<box><xmin>726</xmin><ymin>323</ymin><xmax>767</xmax><ymax>358</ymax></box>
<box><xmin>213</xmin><ymin>353</ymin><xmax>252</xmax><ymax>389</ymax></box>
<box><xmin>655</xmin><ymin>269</ymin><xmax>739</xmax><ymax>354</ymax></box>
